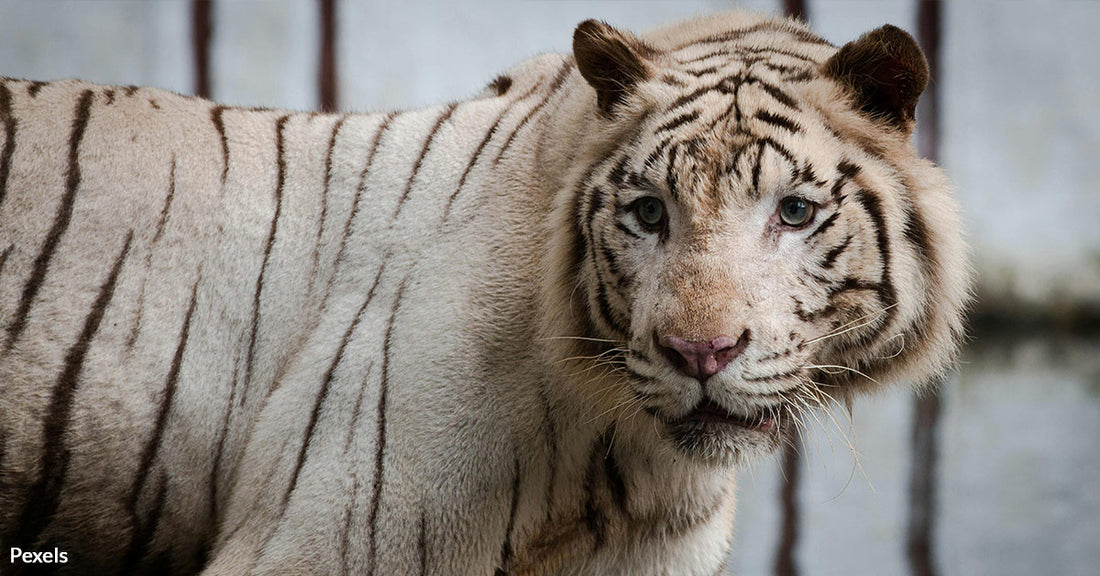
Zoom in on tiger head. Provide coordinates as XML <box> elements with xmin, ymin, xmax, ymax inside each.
<box><xmin>543</xmin><ymin>14</ymin><xmax>971</xmax><ymax>464</ymax></box>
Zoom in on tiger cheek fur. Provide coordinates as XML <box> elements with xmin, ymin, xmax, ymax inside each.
<box><xmin>0</xmin><ymin>11</ymin><xmax>968</xmax><ymax>576</ymax></box>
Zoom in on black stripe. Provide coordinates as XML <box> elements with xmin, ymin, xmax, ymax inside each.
<box><xmin>902</xmin><ymin>204</ymin><xmax>933</xmax><ymax>266</ymax></box>
<box><xmin>831</xmin><ymin>160</ymin><xmax>860</xmax><ymax>199</ymax></box>
<box><xmin>667</xmin><ymin>84</ymin><xmax>719</xmax><ymax>113</ymax></box>
<box><xmin>826</xmin><ymin>277</ymin><xmax>888</xmax><ymax>302</ymax></box>
<box><xmin>585</xmin><ymin>187</ymin><xmax>629</xmax><ymax>336</ymax></box>
<box><xmin>125</xmin><ymin>85</ymin><xmax>140</xmax><ymax>97</ymax></box>
<box><xmin>755</xmin><ymin>110</ymin><xmax>801</xmax><ymax>133</ymax></box>
<box><xmin>282</xmin><ymin>262</ymin><xmax>387</xmax><ymax>509</ymax></box>
<box><xmin>443</xmin><ymin>82</ymin><xmax>540</xmax><ymax>221</ymax></box>
<box><xmin>152</xmin><ymin>156</ymin><xmax>178</xmax><ymax>244</ymax></box>
<box><xmin>757</xmin><ymin>81</ymin><xmax>800</xmax><ymax>110</ymax></box>
<box><xmin>366</xmin><ymin>277</ymin><xmax>408</xmax><ymax>575</ymax></box>
<box><xmin>615</xmin><ymin>221</ymin><xmax>642</xmax><ymax>240</ymax></box>
<box><xmin>308</xmin><ymin>115</ymin><xmax>347</xmax><ymax>294</ymax></box>
<box><xmin>0</xmin><ymin>82</ymin><xmax>16</xmax><ymax>210</ymax></box>
<box><xmin>660</xmin><ymin>73</ymin><xmax>688</xmax><ymax>88</ymax></box>
<box><xmin>750</xmin><ymin>141</ymin><xmax>765</xmax><ymax>195</ymax></box>
<box><xmin>205</xmin><ymin>348</ymin><xmax>241</xmax><ymax>564</ymax></box>
<box><xmin>121</xmin><ymin>276</ymin><xmax>199</xmax><ymax>575</ymax></box>
<box><xmin>603</xmin><ymin>437</ymin><xmax>628</xmax><ymax>516</ymax></box>
<box><xmin>4</xmin><ymin>89</ymin><xmax>95</xmax><ymax>352</ymax></box>
<box><xmin>758</xmin><ymin>136</ymin><xmax>797</xmax><ymax>167</ymax></box>
<box><xmin>211</xmin><ymin>105</ymin><xmax>229</xmax><ymax>185</ymax></box>
<box><xmin>340</xmin><ymin>476</ymin><xmax>360</xmax><ymax>576</ymax></box>
<box><xmin>127</xmin><ymin>276</ymin><xmax>199</xmax><ymax>512</ymax></box>
<box><xmin>392</xmin><ymin>103</ymin><xmax>457</xmax><ymax>221</ymax></box>
<box><xmin>685</xmin><ymin>65</ymin><xmax>721</xmax><ymax>77</ymax></box>
<box><xmin>418</xmin><ymin>508</ymin><xmax>429</xmax><ymax>576</ymax></box>
<box><xmin>119</xmin><ymin>473</ymin><xmax>169</xmax><ymax>575</ymax></box>
<box><xmin>497</xmin><ymin>456</ymin><xmax>521</xmax><ymax>572</ymax></box>
<box><xmin>0</xmin><ymin>243</ymin><xmax>12</xmax><ymax>278</ymax></box>
<box><xmin>665</xmin><ymin>142</ymin><xmax>682</xmax><ymax>199</ymax></box>
<box><xmin>128</xmin><ymin>156</ymin><xmax>179</xmax><ymax>350</ymax></box>
<box><xmin>743</xmin><ymin>367</ymin><xmax>802</xmax><ymax>383</ymax></box>
<box><xmin>26</xmin><ymin>81</ymin><xmax>46</xmax><ymax>98</ymax></box>
<box><xmin>735</xmin><ymin>45</ymin><xmax>819</xmax><ymax>64</ymax></box>
<box><xmin>821</xmin><ymin>236</ymin><xmax>851</xmax><ymax>269</ymax></box>
<box><xmin>105</xmin><ymin>89</ymin><xmax>116</xmax><ymax>105</ymax></box>
<box><xmin>240</xmin><ymin>114</ymin><xmax>291</xmax><ymax>401</ymax></box>
<box><xmin>323</xmin><ymin>113</ymin><xmax>395</xmax><ymax>299</ymax></box>
<box><xmin>10</xmin><ymin>230</ymin><xmax>133</xmax><ymax>551</ymax></box>
<box><xmin>854</xmin><ymin>189</ymin><xmax>898</xmax><ymax>328</ymax></box>
<box><xmin>680</xmin><ymin>48</ymin><xmax>734</xmax><ymax>65</ymax></box>
<box><xmin>539</xmin><ymin>386</ymin><xmax>559</xmax><ymax>525</ymax></box>
<box><xmin>655</xmin><ymin>110</ymin><xmax>700</xmax><ymax>134</ymax></box>
<box><xmin>493</xmin><ymin>61</ymin><xmax>572</xmax><ymax>165</ymax></box>
<box><xmin>583</xmin><ymin>433</ymin><xmax>609</xmax><ymax>550</ymax></box>
<box><xmin>807</xmin><ymin>211</ymin><xmax>839</xmax><ymax>239</ymax></box>
<box><xmin>677</xmin><ymin>21</ymin><xmax>832</xmax><ymax>51</ymax></box>
<box><xmin>344</xmin><ymin>362</ymin><xmax>374</xmax><ymax>452</ymax></box>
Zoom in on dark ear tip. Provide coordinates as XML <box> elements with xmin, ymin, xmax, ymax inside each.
<box><xmin>572</xmin><ymin>19</ymin><xmax>654</xmax><ymax>116</ymax></box>
<box><xmin>573</xmin><ymin>19</ymin><xmax>609</xmax><ymax>46</ymax></box>
<box><xmin>826</xmin><ymin>23</ymin><xmax>930</xmax><ymax>131</ymax></box>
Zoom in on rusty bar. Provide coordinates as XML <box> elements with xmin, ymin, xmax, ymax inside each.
<box><xmin>906</xmin><ymin>5</ymin><xmax>944</xmax><ymax>573</ymax></box>
<box><xmin>783</xmin><ymin>0</ymin><xmax>807</xmax><ymax>22</ymax></box>
<box><xmin>191</xmin><ymin>0</ymin><xmax>212</xmax><ymax>99</ymax></box>
<box><xmin>774</xmin><ymin>438</ymin><xmax>801</xmax><ymax>576</ymax></box>
<box><xmin>318</xmin><ymin>0</ymin><xmax>338</xmax><ymax>112</ymax></box>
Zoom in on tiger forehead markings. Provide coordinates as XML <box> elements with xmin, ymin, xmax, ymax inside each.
<box><xmin>0</xmin><ymin>11</ymin><xmax>968</xmax><ymax>576</ymax></box>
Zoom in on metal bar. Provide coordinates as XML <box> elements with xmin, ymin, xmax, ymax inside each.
<box><xmin>318</xmin><ymin>0</ymin><xmax>338</xmax><ymax>112</ymax></box>
<box><xmin>774</xmin><ymin>439</ymin><xmax>802</xmax><ymax>576</ymax></box>
<box><xmin>191</xmin><ymin>0</ymin><xmax>212</xmax><ymax>99</ymax></box>
<box><xmin>907</xmin><ymin>6</ymin><xmax>944</xmax><ymax>575</ymax></box>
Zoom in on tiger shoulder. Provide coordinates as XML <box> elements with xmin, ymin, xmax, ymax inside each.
<box><xmin>0</xmin><ymin>10</ymin><xmax>969</xmax><ymax>576</ymax></box>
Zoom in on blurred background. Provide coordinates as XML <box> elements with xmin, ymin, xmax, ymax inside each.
<box><xmin>0</xmin><ymin>1</ymin><xmax>1096</xmax><ymax>575</ymax></box>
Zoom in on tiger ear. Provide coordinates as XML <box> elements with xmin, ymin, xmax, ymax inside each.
<box><xmin>573</xmin><ymin>19</ymin><xmax>656</xmax><ymax>116</ymax></box>
<box><xmin>823</xmin><ymin>25</ymin><xmax>929</xmax><ymax>133</ymax></box>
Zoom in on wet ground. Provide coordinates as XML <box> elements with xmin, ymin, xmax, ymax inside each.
<box><xmin>725</xmin><ymin>332</ymin><xmax>1100</xmax><ymax>576</ymax></box>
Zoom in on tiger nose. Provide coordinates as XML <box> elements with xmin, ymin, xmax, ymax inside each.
<box><xmin>656</xmin><ymin>330</ymin><xmax>751</xmax><ymax>381</ymax></box>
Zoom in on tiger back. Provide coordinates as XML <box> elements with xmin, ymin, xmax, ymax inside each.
<box><xmin>0</xmin><ymin>11</ymin><xmax>969</xmax><ymax>576</ymax></box>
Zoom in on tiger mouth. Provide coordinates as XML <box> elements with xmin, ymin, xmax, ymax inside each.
<box><xmin>673</xmin><ymin>398</ymin><xmax>778</xmax><ymax>433</ymax></box>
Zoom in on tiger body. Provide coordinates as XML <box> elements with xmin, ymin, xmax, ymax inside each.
<box><xmin>0</xmin><ymin>11</ymin><xmax>969</xmax><ymax>576</ymax></box>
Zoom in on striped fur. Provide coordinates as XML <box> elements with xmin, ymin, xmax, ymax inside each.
<box><xmin>0</xmin><ymin>11</ymin><xmax>969</xmax><ymax>576</ymax></box>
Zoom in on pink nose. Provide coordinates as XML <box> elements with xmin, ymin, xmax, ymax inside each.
<box><xmin>657</xmin><ymin>331</ymin><xmax>751</xmax><ymax>381</ymax></box>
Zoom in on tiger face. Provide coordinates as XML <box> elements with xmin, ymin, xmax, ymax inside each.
<box><xmin>561</xmin><ymin>18</ymin><xmax>969</xmax><ymax>464</ymax></box>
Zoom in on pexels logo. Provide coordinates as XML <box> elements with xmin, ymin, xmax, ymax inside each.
<box><xmin>10</xmin><ymin>547</ymin><xmax>69</xmax><ymax>564</ymax></box>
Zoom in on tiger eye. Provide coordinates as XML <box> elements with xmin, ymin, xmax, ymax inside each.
<box><xmin>778</xmin><ymin>196</ymin><xmax>814</xmax><ymax>227</ymax></box>
<box><xmin>634</xmin><ymin>196</ymin><xmax>666</xmax><ymax>230</ymax></box>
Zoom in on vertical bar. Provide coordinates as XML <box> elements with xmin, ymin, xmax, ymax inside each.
<box><xmin>774</xmin><ymin>439</ymin><xmax>801</xmax><ymax>576</ymax></box>
<box><xmin>318</xmin><ymin>0</ymin><xmax>338</xmax><ymax>112</ymax></box>
<box><xmin>783</xmin><ymin>0</ymin><xmax>808</xmax><ymax>21</ymax></box>
<box><xmin>191</xmin><ymin>0</ymin><xmax>213</xmax><ymax>99</ymax></box>
<box><xmin>771</xmin><ymin>3</ymin><xmax>806</xmax><ymax>572</ymax></box>
<box><xmin>916</xmin><ymin>0</ymin><xmax>941</xmax><ymax>160</ymax></box>
<box><xmin>907</xmin><ymin>3</ymin><xmax>943</xmax><ymax>574</ymax></box>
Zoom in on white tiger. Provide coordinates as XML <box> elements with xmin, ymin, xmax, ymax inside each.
<box><xmin>0</xmin><ymin>11</ymin><xmax>969</xmax><ymax>576</ymax></box>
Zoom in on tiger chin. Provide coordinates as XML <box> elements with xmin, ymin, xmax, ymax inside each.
<box><xmin>0</xmin><ymin>10</ymin><xmax>968</xmax><ymax>576</ymax></box>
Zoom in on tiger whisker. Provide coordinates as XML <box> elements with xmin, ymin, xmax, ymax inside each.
<box><xmin>804</xmin><ymin>364</ymin><xmax>885</xmax><ymax>388</ymax></box>
<box><xmin>803</xmin><ymin>303</ymin><xmax>898</xmax><ymax>345</ymax></box>
<box><xmin>541</xmin><ymin>335</ymin><xmax>625</xmax><ymax>345</ymax></box>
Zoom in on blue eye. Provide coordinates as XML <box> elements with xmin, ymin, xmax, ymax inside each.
<box><xmin>779</xmin><ymin>196</ymin><xmax>814</xmax><ymax>227</ymax></box>
<box><xmin>634</xmin><ymin>196</ymin><xmax>666</xmax><ymax>231</ymax></box>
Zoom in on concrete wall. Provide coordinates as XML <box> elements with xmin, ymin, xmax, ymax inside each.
<box><xmin>0</xmin><ymin>0</ymin><xmax>1097</xmax><ymax>319</ymax></box>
